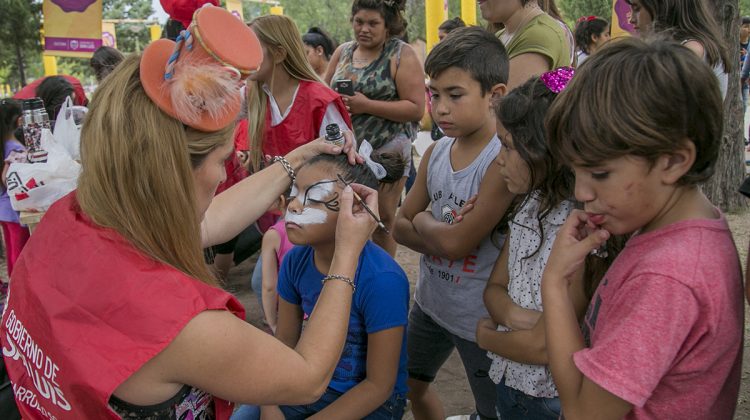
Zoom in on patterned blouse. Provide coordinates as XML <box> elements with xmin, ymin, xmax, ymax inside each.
<box><xmin>487</xmin><ymin>194</ymin><xmax>573</xmax><ymax>398</ymax></box>
<box><xmin>109</xmin><ymin>385</ymin><xmax>214</xmax><ymax>419</ymax></box>
<box><xmin>331</xmin><ymin>37</ymin><xmax>416</xmax><ymax>150</ymax></box>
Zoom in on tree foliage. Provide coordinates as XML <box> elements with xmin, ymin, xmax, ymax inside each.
<box><xmin>558</xmin><ymin>0</ymin><xmax>612</xmax><ymax>22</ymax></box>
<box><xmin>103</xmin><ymin>0</ymin><xmax>154</xmax><ymax>53</ymax></box>
<box><xmin>0</xmin><ymin>0</ymin><xmax>42</xmax><ymax>90</ymax></box>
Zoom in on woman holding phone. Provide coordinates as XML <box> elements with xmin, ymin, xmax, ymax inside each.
<box><xmin>326</xmin><ymin>0</ymin><xmax>425</xmax><ymax>256</ymax></box>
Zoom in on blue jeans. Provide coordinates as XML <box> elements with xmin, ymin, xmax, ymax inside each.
<box><xmin>232</xmin><ymin>388</ymin><xmax>406</xmax><ymax>420</ymax></box>
<box><xmin>495</xmin><ymin>378</ymin><xmax>560</xmax><ymax>420</ymax></box>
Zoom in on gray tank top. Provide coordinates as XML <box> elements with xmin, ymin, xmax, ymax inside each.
<box><xmin>415</xmin><ymin>136</ymin><xmax>504</xmax><ymax>341</ymax></box>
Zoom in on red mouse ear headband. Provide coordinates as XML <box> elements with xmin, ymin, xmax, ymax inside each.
<box><xmin>577</xmin><ymin>15</ymin><xmax>597</xmax><ymax>23</ymax></box>
<box><xmin>160</xmin><ymin>0</ymin><xmax>219</xmax><ymax>27</ymax></box>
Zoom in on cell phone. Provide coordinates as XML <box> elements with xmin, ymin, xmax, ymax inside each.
<box><xmin>334</xmin><ymin>79</ymin><xmax>355</xmax><ymax>96</ymax></box>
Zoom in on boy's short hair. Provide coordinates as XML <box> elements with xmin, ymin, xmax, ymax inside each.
<box><xmin>424</xmin><ymin>26</ymin><xmax>509</xmax><ymax>94</ymax></box>
<box><xmin>547</xmin><ymin>37</ymin><xmax>722</xmax><ymax>185</ymax></box>
<box><xmin>743</xmin><ymin>16</ymin><xmax>750</xmax><ymax>25</ymax></box>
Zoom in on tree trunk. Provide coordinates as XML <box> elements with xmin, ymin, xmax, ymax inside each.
<box><xmin>704</xmin><ymin>0</ymin><xmax>747</xmax><ymax>211</ymax></box>
<box><xmin>13</xmin><ymin>40</ymin><xmax>26</xmax><ymax>87</ymax></box>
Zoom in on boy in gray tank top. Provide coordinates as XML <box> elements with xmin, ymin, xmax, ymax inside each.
<box><xmin>393</xmin><ymin>27</ymin><xmax>514</xmax><ymax>420</ymax></box>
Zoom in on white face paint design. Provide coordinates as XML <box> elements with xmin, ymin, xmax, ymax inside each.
<box><xmin>285</xmin><ymin>207</ymin><xmax>328</xmax><ymax>225</ymax></box>
<box><xmin>285</xmin><ymin>180</ymin><xmax>337</xmax><ymax>225</ymax></box>
<box><xmin>304</xmin><ymin>181</ymin><xmax>335</xmax><ymax>203</ymax></box>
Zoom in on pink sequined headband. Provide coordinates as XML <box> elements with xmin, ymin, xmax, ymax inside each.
<box><xmin>540</xmin><ymin>67</ymin><xmax>575</xmax><ymax>94</ymax></box>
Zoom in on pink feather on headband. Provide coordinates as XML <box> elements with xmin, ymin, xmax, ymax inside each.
<box><xmin>167</xmin><ymin>53</ymin><xmax>243</xmax><ymax>126</ymax></box>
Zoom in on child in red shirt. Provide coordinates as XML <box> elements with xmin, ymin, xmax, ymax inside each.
<box><xmin>541</xmin><ymin>38</ymin><xmax>743</xmax><ymax>419</ymax></box>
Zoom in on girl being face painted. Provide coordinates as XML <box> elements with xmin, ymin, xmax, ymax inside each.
<box><xmin>285</xmin><ymin>163</ymin><xmax>345</xmax><ymax>248</ymax></box>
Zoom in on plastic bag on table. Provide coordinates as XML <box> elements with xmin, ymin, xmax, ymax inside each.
<box><xmin>7</xmin><ymin>129</ymin><xmax>81</xmax><ymax>212</ymax></box>
<box><xmin>52</xmin><ymin>96</ymin><xmax>86</xmax><ymax>161</ymax></box>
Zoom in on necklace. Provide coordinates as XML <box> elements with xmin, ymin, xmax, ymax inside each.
<box><xmin>500</xmin><ymin>4</ymin><xmax>543</xmax><ymax>46</ymax></box>
<box><xmin>352</xmin><ymin>42</ymin><xmax>384</xmax><ymax>68</ymax></box>
<box><xmin>352</xmin><ymin>56</ymin><xmax>372</xmax><ymax>67</ymax></box>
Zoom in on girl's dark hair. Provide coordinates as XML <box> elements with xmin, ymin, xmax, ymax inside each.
<box><xmin>439</xmin><ymin>17</ymin><xmax>466</xmax><ymax>33</ymax></box>
<box><xmin>496</xmin><ymin>76</ymin><xmax>623</xmax><ymax>298</ymax></box>
<box><xmin>494</xmin><ymin>76</ymin><xmax>574</xmax><ymax>258</ymax></box>
<box><xmin>352</xmin><ymin>0</ymin><xmax>407</xmax><ymax>37</ymax></box>
<box><xmin>0</xmin><ymin>99</ymin><xmax>22</xmax><ymax>147</ymax></box>
<box><xmin>574</xmin><ymin>17</ymin><xmax>609</xmax><ymax>54</ymax></box>
<box><xmin>305</xmin><ymin>151</ymin><xmax>406</xmax><ymax>189</ymax></box>
<box><xmin>302</xmin><ymin>27</ymin><xmax>337</xmax><ymax>60</ymax></box>
<box><xmin>36</xmin><ymin>76</ymin><xmax>74</xmax><ymax>121</ymax></box>
<box><xmin>496</xmin><ymin>76</ymin><xmax>573</xmax><ymax>227</ymax></box>
<box><xmin>90</xmin><ymin>46</ymin><xmax>125</xmax><ymax>82</ymax></box>
<box><xmin>630</xmin><ymin>0</ymin><xmax>730</xmax><ymax>71</ymax></box>
<box><xmin>547</xmin><ymin>37</ymin><xmax>722</xmax><ymax>186</ymax></box>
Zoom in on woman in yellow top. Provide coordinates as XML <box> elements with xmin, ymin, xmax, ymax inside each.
<box><xmin>480</xmin><ymin>0</ymin><xmax>573</xmax><ymax>88</ymax></box>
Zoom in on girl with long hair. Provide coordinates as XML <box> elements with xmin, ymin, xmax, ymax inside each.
<box><xmin>627</xmin><ymin>0</ymin><xmax>731</xmax><ymax>98</ymax></box>
<box><xmin>241</xmin><ymin>15</ymin><xmax>351</xmax><ymax>173</ymax></box>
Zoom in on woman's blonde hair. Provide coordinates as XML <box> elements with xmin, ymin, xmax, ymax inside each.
<box><xmin>247</xmin><ymin>14</ymin><xmax>322</xmax><ymax>172</ymax></box>
<box><xmin>77</xmin><ymin>54</ymin><xmax>232</xmax><ymax>286</ymax></box>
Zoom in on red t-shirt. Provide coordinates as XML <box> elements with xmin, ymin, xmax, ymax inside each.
<box><xmin>574</xmin><ymin>215</ymin><xmax>743</xmax><ymax>419</ymax></box>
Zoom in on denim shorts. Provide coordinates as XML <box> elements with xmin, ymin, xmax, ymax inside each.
<box><xmin>281</xmin><ymin>387</ymin><xmax>406</xmax><ymax>419</ymax></box>
<box><xmin>495</xmin><ymin>378</ymin><xmax>560</xmax><ymax>420</ymax></box>
<box><xmin>407</xmin><ymin>303</ymin><xmax>497</xmax><ymax>419</ymax></box>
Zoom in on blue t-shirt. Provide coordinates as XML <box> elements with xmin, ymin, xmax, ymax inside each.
<box><xmin>278</xmin><ymin>241</ymin><xmax>409</xmax><ymax>396</ymax></box>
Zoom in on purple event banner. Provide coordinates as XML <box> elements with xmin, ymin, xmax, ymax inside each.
<box><xmin>45</xmin><ymin>37</ymin><xmax>102</xmax><ymax>53</ymax></box>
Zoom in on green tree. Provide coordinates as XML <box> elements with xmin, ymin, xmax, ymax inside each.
<box><xmin>103</xmin><ymin>0</ymin><xmax>154</xmax><ymax>53</ymax></box>
<box><xmin>0</xmin><ymin>0</ymin><xmax>42</xmax><ymax>90</ymax></box>
<box><xmin>558</xmin><ymin>0</ymin><xmax>612</xmax><ymax>21</ymax></box>
<box><xmin>741</xmin><ymin>0</ymin><xmax>750</xmax><ymax>15</ymax></box>
<box><xmin>277</xmin><ymin>0</ymin><xmax>353</xmax><ymax>46</ymax></box>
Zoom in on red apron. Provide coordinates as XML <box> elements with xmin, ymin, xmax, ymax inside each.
<box><xmin>1</xmin><ymin>193</ymin><xmax>244</xmax><ymax>419</ymax></box>
<box><xmin>232</xmin><ymin>80</ymin><xmax>350</xmax><ymax>232</ymax></box>
<box><xmin>233</xmin><ymin>79</ymin><xmax>351</xmax><ymax>154</ymax></box>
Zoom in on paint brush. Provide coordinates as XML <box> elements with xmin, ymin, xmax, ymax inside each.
<box><xmin>337</xmin><ymin>174</ymin><xmax>390</xmax><ymax>234</ymax></box>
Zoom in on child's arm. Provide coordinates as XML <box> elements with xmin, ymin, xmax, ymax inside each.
<box><xmin>260</xmin><ymin>230</ymin><xmax>282</xmax><ymax>333</ymax></box>
<box><xmin>477</xmin><ymin>268</ymin><xmax>589</xmax><ymax>365</ymax></box>
<box><xmin>393</xmin><ymin>143</ymin><xmax>443</xmax><ymax>256</ymax></box>
<box><xmin>541</xmin><ymin>211</ymin><xmax>632</xmax><ymax>419</ymax></box>
<box><xmin>308</xmin><ymin>327</ymin><xmax>404</xmax><ymax>419</ymax></box>
<box><xmin>411</xmin><ymin>163</ymin><xmax>515</xmax><ymax>260</ymax></box>
<box><xmin>483</xmin><ymin>240</ymin><xmax>542</xmax><ymax>330</ymax></box>
<box><xmin>260</xmin><ymin>297</ymin><xmax>306</xmax><ymax>416</ymax></box>
<box><xmin>275</xmin><ymin>299</ymin><xmax>304</xmax><ymax>348</ymax></box>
